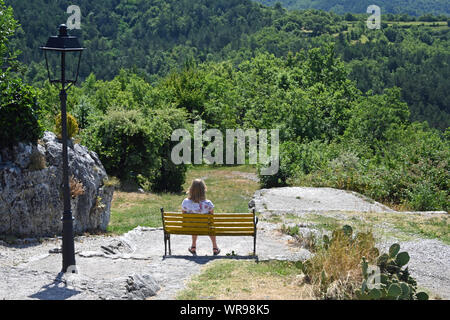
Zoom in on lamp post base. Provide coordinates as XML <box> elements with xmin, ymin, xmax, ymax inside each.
<box><xmin>61</xmin><ymin>214</ymin><xmax>76</xmax><ymax>273</ymax></box>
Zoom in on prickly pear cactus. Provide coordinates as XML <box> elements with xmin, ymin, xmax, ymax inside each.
<box><xmin>356</xmin><ymin>243</ymin><xmax>429</xmax><ymax>300</ymax></box>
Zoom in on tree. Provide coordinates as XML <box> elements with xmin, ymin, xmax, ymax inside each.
<box><xmin>0</xmin><ymin>0</ymin><xmax>18</xmax><ymax>71</ymax></box>
<box><xmin>0</xmin><ymin>0</ymin><xmax>43</xmax><ymax>148</ymax></box>
<box><xmin>345</xmin><ymin>88</ymin><xmax>410</xmax><ymax>146</ymax></box>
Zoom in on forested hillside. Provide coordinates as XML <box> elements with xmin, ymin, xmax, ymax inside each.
<box><xmin>255</xmin><ymin>0</ymin><xmax>450</xmax><ymax>16</ymax></box>
<box><xmin>1</xmin><ymin>0</ymin><xmax>448</xmax><ymax>211</ymax></box>
<box><xmin>5</xmin><ymin>0</ymin><xmax>450</xmax><ymax>129</ymax></box>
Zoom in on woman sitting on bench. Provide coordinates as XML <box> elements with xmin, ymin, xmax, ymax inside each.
<box><xmin>182</xmin><ymin>179</ymin><xmax>221</xmax><ymax>256</ymax></box>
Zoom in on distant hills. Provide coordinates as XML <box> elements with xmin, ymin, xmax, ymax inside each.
<box><xmin>254</xmin><ymin>0</ymin><xmax>450</xmax><ymax>16</ymax></box>
<box><xmin>4</xmin><ymin>0</ymin><xmax>450</xmax><ymax>129</ymax></box>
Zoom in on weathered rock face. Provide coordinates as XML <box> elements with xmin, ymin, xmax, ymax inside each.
<box><xmin>0</xmin><ymin>132</ymin><xmax>114</xmax><ymax>237</ymax></box>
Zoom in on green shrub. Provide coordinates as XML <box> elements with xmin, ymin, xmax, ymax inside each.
<box><xmin>82</xmin><ymin>108</ymin><xmax>161</xmax><ymax>186</ymax></box>
<box><xmin>82</xmin><ymin>107</ymin><xmax>188</xmax><ymax>193</ymax></box>
<box><xmin>407</xmin><ymin>182</ymin><xmax>448</xmax><ymax>211</ymax></box>
<box><xmin>275</xmin><ymin>121</ymin><xmax>449</xmax><ymax>211</ymax></box>
<box><xmin>0</xmin><ymin>74</ymin><xmax>43</xmax><ymax>148</ymax></box>
<box><xmin>148</xmin><ymin>108</ymin><xmax>189</xmax><ymax>193</ymax></box>
<box><xmin>54</xmin><ymin>112</ymin><xmax>79</xmax><ymax>139</ymax></box>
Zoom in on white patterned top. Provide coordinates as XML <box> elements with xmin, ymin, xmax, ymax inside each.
<box><xmin>181</xmin><ymin>198</ymin><xmax>214</xmax><ymax>214</ymax></box>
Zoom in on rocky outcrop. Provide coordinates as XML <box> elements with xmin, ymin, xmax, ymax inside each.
<box><xmin>0</xmin><ymin>132</ymin><xmax>114</xmax><ymax>237</ymax></box>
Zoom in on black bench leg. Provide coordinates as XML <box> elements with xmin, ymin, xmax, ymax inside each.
<box><xmin>168</xmin><ymin>235</ymin><xmax>172</xmax><ymax>255</ymax></box>
<box><xmin>253</xmin><ymin>234</ymin><xmax>257</xmax><ymax>256</ymax></box>
<box><xmin>164</xmin><ymin>234</ymin><xmax>168</xmax><ymax>256</ymax></box>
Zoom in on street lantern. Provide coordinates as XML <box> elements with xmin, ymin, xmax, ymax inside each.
<box><xmin>40</xmin><ymin>24</ymin><xmax>85</xmax><ymax>273</ymax></box>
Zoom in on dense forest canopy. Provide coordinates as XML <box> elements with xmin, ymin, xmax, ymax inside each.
<box><xmin>5</xmin><ymin>0</ymin><xmax>450</xmax><ymax>129</ymax></box>
<box><xmin>255</xmin><ymin>0</ymin><xmax>450</xmax><ymax>16</ymax></box>
<box><xmin>1</xmin><ymin>0</ymin><xmax>449</xmax><ymax>211</ymax></box>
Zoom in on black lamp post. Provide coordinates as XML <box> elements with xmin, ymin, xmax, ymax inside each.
<box><xmin>40</xmin><ymin>24</ymin><xmax>85</xmax><ymax>273</ymax></box>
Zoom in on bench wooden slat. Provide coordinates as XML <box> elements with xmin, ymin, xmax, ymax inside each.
<box><xmin>165</xmin><ymin>218</ymin><xmax>253</xmax><ymax>224</ymax></box>
<box><xmin>212</xmin><ymin>214</ymin><xmax>254</xmax><ymax>218</ymax></box>
<box><xmin>165</xmin><ymin>213</ymin><xmax>254</xmax><ymax>218</ymax></box>
<box><xmin>212</xmin><ymin>227</ymin><xmax>254</xmax><ymax>232</ymax></box>
<box><xmin>211</xmin><ymin>222</ymin><xmax>255</xmax><ymax>227</ymax></box>
<box><xmin>166</xmin><ymin>231</ymin><xmax>255</xmax><ymax>236</ymax></box>
<box><xmin>164</xmin><ymin>213</ymin><xmax>211</xmax><ymax>218</ymax></box>
<box><xmin>166</xmin><ymin>222</ymin><xmax>254</xmax><ymax>227</ymax></box>
<box><xmin>164</xmin><ymin>217</ymin><xmax>211</xmax><ymax>222</ymax></box>
<box><xmin>212</xmin><ymin>218</ymin><xmax>254</xmax><ymax>222</ymax></box>
<box><xmin>213</xmin><ymin>232</ymin><xmax>255</xmax><ymax>236</ymax></box>
<box><xmin>165</xmin><ymin>222</ymin><xmax>212</xmax><ymax>227</ymax></box>
<box><xmin>166</xmin><ymin>230</ymin><xmax>212</xmax><ymax>235</ymax></box>
<box><xmin>165</xmin><ymin>227</ymin><xmax>210</xmax><ymax>233</ymax></box>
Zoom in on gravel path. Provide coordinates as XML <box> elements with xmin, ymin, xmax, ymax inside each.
<box><xmin>1</xmin><ymin>185</ymin><xmax>448</xmax><ymax>300</ymax></box>
<box><xmin>253</xmin><ymin>187</ymin><xmax>450</xmax><ymax>299</ymax></box>
<box><xmin>0</xmin><ymin>223</ymin><xmax>311</xmax><ymax>300</ymax></box>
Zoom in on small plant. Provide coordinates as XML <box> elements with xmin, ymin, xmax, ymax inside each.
<box><xmin>54</xmin><ymin>112</ymin><xmax>79</xmax><ymax>140</ymax></box>
<box><xmin>28</xmin><ymin>150</ymin><xmax>46</xmax><ymax>171</ymax></box>
<box><xmin>137</xmin><ymin>174</ymin><xmax>152</xmax><ymax>192</ymax></box>
<box><xmin>355</xmin><ymin>243</ymin><xmax>429</xmax><ymax>300</ymax></box>
<box><xmin>281</xmin><ymin>224</ymin><xmax>317</xmax><ymax>251</ymax></box>
<box><xmin>95</xmin><ymin>196</ymin><xmax>106</xmax><ymax>211</ymax></box>
<box><xmin>103</xmin><ymin>176</ymin><xmax>121</xmax><ymax>189</ymax></box>
<box><xmin>226</xmin><ymin>250</ymin><xmax>237</xmax><ymax>257</ymax></box>
<box><xmin>299</xmin><ymin>225</ymin><xmax>379</xmax><ymax>299</ymax></box>
<box><xmin>69</xmin><ymin>175</ymin><xmax>85</xmax><ymax>198</ymax></box>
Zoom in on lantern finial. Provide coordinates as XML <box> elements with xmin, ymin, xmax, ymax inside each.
<box><xmin>59</xmin><ymin>24</ymin><xmax>68</xmax><ymax>37</ymax></box>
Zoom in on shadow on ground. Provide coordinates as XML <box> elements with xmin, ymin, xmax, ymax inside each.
<box><xmin>162</xmin><ymin>255</ymin><xmax>258</xmax><ymax>264</ymax></box>
<box><xmin>28</xmin><ymin>272</ymin><xmax>82</xmax><ymax>300</ymax></box>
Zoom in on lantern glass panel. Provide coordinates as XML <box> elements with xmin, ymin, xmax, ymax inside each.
<box><xmin>44</xmin><ymin>50</ymin><xmax>82</xmax><ymax>84</ymax></box>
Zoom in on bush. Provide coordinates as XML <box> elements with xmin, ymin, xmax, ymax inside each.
<box><xmin>82</xmin><ymin>107</ymin><xmax>188</xmax><ymax>192</ymax></box>
<box><xmin>0</xmin><ymin>74</ymin><xmax>43</xmax><ymax>148</ymax></box>
<box><xmin>258</xmin><ymin>141</ymin><xmax>295</xmax><ymax>188</ymax></box>
<box><xmin>82</xmin><ymin>109</ymin><xmax>161</xmax><ymax>185</ymax></box>
<box><xmin>54</xmin><ymin>112</ymin><xmax>79</xmax><ymax>139</ymax></box>
<box><xmin>275</xmin><ymin>121</ymin><xmax>449</xmax><ymax>212</ymax></box>
<box><xmin>300</xmin><ymin>225</ymin><xmax>379</xmax><ymax>299</ymax></box>
<box><xmin>148</xmin><ymin>108</ymin><xmax>189</xmax><ymax>193</ymax></box>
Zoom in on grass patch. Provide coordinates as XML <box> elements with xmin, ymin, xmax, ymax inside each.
<box><xmin>108</xmin><ymin>165</ymin><xmax>259</xmax><ymax>234</ymax></box>
<box><xmin>301</xmin><ymin>227</ymin><xmax>378</xmax><ymax>300</ymax></box>
<box><xmin>272</xmin><ymin>211</ymin><xmax>449</xmax><ymax>244</ymax></box>
<box><xmin>386</xmin><ymin>214</ymin><xmax>449</xmax><ymax>244</ymax></box>
<box><xmin>176</xmin><ymin>260</ymin><xmax>315</xmax><ymax>300</ymax></box>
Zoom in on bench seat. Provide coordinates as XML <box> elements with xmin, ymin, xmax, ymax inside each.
<box><xmin>160</xmin><ymin>208</ymin><xmax>258</xmax><ymax>256</ymax></box>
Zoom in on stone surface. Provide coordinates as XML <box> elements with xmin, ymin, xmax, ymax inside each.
<box><xmin>252</xmin><ymin>187</ymin><xmax>395</xmax><ymax>214</ymax></box>
<box><xmin>0</xmin><ymin>222</ymin><xmax>310</xmax><ymax>300</ymax></box>
<box><xmin>251</xmin><ymin>187</ymin><xmax>450</xmax><ymax>299</ymax></box>
<box><xmin>0</xmin><ymin>131</ymin><xmax>114</xmax><ymax>237</ymax></box>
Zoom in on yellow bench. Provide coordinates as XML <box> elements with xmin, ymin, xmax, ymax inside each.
<box><xmin>160</xmin><ymin>208</ymin><xmax>258</xmax><ymax>256</ymax></box>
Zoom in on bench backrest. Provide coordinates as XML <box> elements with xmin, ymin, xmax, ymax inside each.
<box><xmin>161</xmin><ymin>210</ymin><xmax>256</xmax><ymax>236</ymax></box>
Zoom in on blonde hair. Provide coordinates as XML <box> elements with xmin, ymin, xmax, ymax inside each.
<box><xmin>188</xmin><ymin>179</ymin><xmax>207</xmax><ymax>203</ymax></box>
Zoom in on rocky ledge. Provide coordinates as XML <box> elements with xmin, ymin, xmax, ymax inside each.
<box><xmin>0</xmin><ymin>132</ymin><xmax>114</xmax><ymax>237</ymax></box>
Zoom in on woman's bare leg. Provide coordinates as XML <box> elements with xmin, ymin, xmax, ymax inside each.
<box><xmin>191</xmin><ymin>235</ymin><xmax>198</xmax><ymax>248</ymax></box>
<box><xmin>209</xmin><ymin>236</ymin><xmax>218</xmax><ymax>249</ymax></box>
